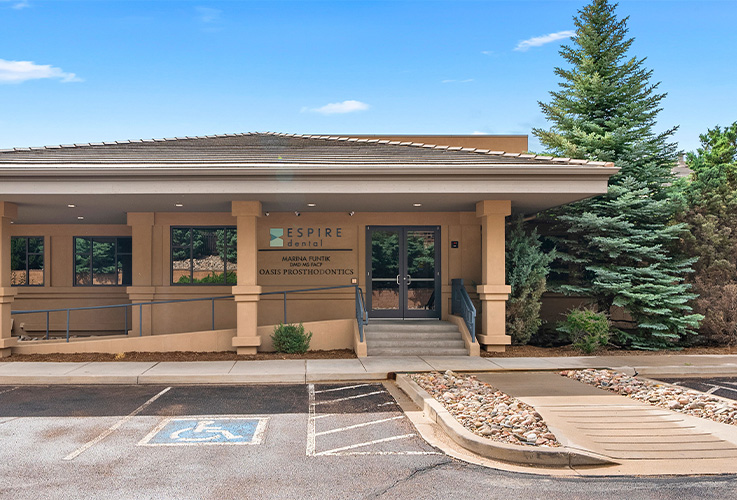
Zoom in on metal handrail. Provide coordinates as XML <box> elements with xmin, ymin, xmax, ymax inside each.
<box><xmin>12</xmin><ymin>296</ymin><xmax>235</xmax><ymax>342</ymax></box>
<box><xmin>261</xmin><ymin>285</ymin><xmax>369</xmax><ymax>339</ymax></box>
<box><xmin>12</xmin><ymin>285</ymin><xmax>370</xmax><ymax>343</ymax></box>
<box><xmin>451</xmin><ymin>278</ymin><xmax>477</xmax><ymax>343</ymax></box>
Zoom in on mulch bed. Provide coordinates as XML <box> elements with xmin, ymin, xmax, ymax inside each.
<box><xmin>481</xmin><ymin>345</ymin><xmax>737</xmax><ymax>358</ymax></box>
<box><xmin>0</xmin><ymin>349</ymin><xmax>357</xmax><ymax>363</ymax></box>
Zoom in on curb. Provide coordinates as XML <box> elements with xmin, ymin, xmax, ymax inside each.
<box><xmin>396</xmin><ymin>374</ymin><xmax>617</xmax><ymax>468</ymax></box>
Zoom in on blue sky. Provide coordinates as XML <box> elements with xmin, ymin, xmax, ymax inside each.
<box><xmin>1</xmin><ymin>0</ymin><xmax>735</xmax><ymax>154</ymax></box>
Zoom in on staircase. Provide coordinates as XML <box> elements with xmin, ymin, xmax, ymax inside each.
<box><xmin>364</xmin><ymin>320</ymin><xmax>469</xmax><ymax>356</ymax></box>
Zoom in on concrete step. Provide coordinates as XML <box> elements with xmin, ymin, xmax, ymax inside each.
<box><xmin>366</xmin><ymin>331</ymin><xmax>461</xmax><ymax>341</ymax></box>
<box><xmin>367</xmin><ymin>347</ymin><xmax>469</xmax><ymax>356</ymax></box>
<box><xmin>365</xmin><ymin>321</ymin><xmax>458</xmax><ymax>333</ymax></box>
<box><xmin>368</xmin><ymin>339</ymin><xmax>467</xmax><ymax>349</ymax></box>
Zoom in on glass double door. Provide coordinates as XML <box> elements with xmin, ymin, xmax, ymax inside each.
<box><xmin>366</xmin><ymin>226</ymin><xmax>440</xmax><ymax>319</ymax></box>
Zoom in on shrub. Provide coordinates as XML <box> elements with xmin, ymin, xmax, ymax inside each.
<box><xmin>557</xmin><ymin>309</ymin><xmax>611</xmax><ymax>354</ymax></box>
<box><xmin>505</xmin><ymin>217</ymin><xmax>554</xmax><ymax>345</ymax></box>
<box><xmin>271</xmin><ymin>323</ymin><xmax>312</xmax><ymax>354</ymax></box>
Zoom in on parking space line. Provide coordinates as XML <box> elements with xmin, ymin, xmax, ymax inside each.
<box><xmin>0</xmin><ymin>387</ymin><xmax>18</xmax><ymax>396</ymax></box>
<box><xmin>63</xmin><ymin>386</ymin><xmax>172</xmax><ymax>461</ymax></box>
<box><xmin>307</xmin><ymin>384</ymin><xmax>316</xmax><ymax>456</ymax></box>
<box><xmin>315</xmin><ymin>434</ymin><xmax>416</xmax><ymax>456</ymax></box>
<box><xmin>315</xmin><ymin>390</ymin><xmax>386</xmax><ymax>405</ymax></box>
<box><xmin>315</xmin><ymin>416</ymin><xmax>404</xmax><ymax>436</ymax></box>
<box><xmin>323</xmin><ymin>450</ymin><xmax>441</xmax><ymax>456</ymax></box>
<box><xmin>314</xmin><ymin>384</ymin><xmax>372</xmax><ymax>394</ymax></box>
<box><xmin>312</xmin><ymin>414</ymin><xmax>336</xmax><ymax>420</ymax></box>
<box><xmin>706</xmin><ymin>384</ymin><xmax>737</xmax><ymax>394</ymax></box>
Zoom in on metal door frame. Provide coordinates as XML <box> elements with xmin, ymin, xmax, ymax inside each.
<box><xmin>365</xmin><ymin>225</ymin><xmax>441</xmax><ymax>319</ymax></box>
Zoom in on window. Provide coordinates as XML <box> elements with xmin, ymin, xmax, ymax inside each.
<box><xmin>11</xmin><ymin>236</ymin><xmax>44</xmax><ymax>286</ymax></box>
<box><xmin>74</xmin><ymin>237</ymin><xmax>132</xmax><ymax>286</ymax></box>
<box><xmin>171</xmin><ymin>227</ymin><xmax>237</xmax><ymax>285</ymax></box>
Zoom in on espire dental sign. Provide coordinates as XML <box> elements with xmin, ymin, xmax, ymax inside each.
<box><xmin>269</xmin><ymin>227</ymin><xmax>343</xmax><ymax>248</ymax></box>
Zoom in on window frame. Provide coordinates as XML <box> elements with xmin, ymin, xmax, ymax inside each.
<box><xmin>73</xmin><ymin>236</ymin><xmax>132</xmax><ymax>287</ymax></box>
<box><xmin>10</xmin><ymin>236</ymin><xmax>45</xmax><ymax>287</ymax></box>
<box><xmin>170</xmin><ymin>226</ymin><xmax>237</xmax><ymax>286</ymax></box>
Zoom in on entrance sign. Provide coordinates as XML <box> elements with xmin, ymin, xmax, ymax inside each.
<box><xmin>138</xmin><ymin>417</ymin><xmax>269</xmax><ymax>446</ymax></box>
<box><xmin>259</xmin><ymin>225</ymin><xmax>357</xmax><ymax>285</ymax></box>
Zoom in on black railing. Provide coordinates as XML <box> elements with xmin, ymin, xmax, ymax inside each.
<box><xmin>11</xmin><ymin>285</ymin><xmax>370</xmax><ymax>343</ymax></box>
<box><xmin>451</xmin><ymin>278</ymin><xmax>477</xmax><ymax>343</ymax></box>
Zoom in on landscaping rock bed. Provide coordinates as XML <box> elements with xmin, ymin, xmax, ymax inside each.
<box><xmin>411</xmin><ymin>371</ymin><xmax>561</xmax><ymax>447</ymax></box>
<box><xmin>562</xmin><ymin>368</ymin><xmax>737</xmax><ymax>426</ymax></box>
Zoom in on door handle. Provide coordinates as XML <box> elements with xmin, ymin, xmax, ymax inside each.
<box><xmin>396</xmin><ymin>275</ymin><xmax>401</xmax><ymax>285</ymax></box>
<box><xmin>406</xmin><ymin>275</ymin><xmax>412</xmax><ymax>285</ymax></box>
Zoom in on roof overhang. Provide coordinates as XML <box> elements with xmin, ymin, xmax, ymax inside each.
<box><xmin>0</xmin><ymin>162</ymin><xmax>618</xmax><ymax>224</ymax></box>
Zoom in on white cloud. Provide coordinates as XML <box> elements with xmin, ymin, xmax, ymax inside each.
<box><xmin>0</xmin><ymin>59</ymin><xmax>82</xmax><ymax>84</ymax></box>
<box><xmin>481</xmin><ymin>51</ymin><xmax>494</xmax><ymax>56</ymax></box>
<box><xmin>304</xmin><ymin>100</ymin><xmax>370</xmax><ymax>115</ymax></box>
<box><xmin>195</xmin><ymin>6</ymin><xmax>221</xmax><ymax>23</ymax></box>
<box><xmin>472</xmin><ymin>131</ymin><xmax>488</xmax><ymax>135</ymax></box>
<box><xmin>441</xmin><ymin>78</ymin><xmax>474</xmax><ymax>84</ymax></box>
<box><xmin>514</xmin><ymin>30</ymin><xmax>575</xmax><ymax>52</ymax></box>
<box><xmin>0</xmin><ymin>0</ymin><xmax>30</xmax><ymax>9</ymax></box>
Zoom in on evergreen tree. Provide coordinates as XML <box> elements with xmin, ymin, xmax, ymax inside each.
<box><xmin>533</xmin><ymin>0</ymin><xmax>701</xmax><ymax>348</ymax></box>
<box><xmin>678</xmin><ymin>123</ymin><xmax>737</xmax><ymax>345</ymax></box>
<box><xmin>505</xmin><ymin>217</ymin><xmax>555</xmax><ymax>345</ymax></box>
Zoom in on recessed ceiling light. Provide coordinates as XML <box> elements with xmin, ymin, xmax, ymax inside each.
<box><xmin>175</xmin><ymin>203</ymin><xmax>184</xmax><ymax>207</ymax></box>
<box><xmin>413</xmin><ymin>203</ymin><xmax>422</xmax><ymax>207</ymax></box>
<box><xmin>67</xmin><ymin>204</ymin><xmax>76</xmax><ymax>208</ymax></box>
<box><xmin>77</xmin><ymin>216</ymin><xmax>84</xmax><ymax>220</ymax></box>
<box><xmin>307</xmin><ymin>203</ymin><xmax>316</xmax><ymax>207</ymax></box>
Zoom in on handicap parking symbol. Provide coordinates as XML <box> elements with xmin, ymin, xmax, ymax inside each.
<box><xmin>139</xmin><ymin>416</ymin><xmax>268</xmax><ymax>447</ymax></box>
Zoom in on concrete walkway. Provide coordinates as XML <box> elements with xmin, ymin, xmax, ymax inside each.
<box><xmin>0</xmin><ymin>353</ymin><xmax>736</xmax><ymax>385</ymax></box>
<box><xmin>0</xmin><ymin>355</ymin><xmax>737</xmax><ymax>385</ymax></box>
<box><xmin>474</xmin><ymin>371</ymin><xmax>737</xmax><ymax>475</ymax></box>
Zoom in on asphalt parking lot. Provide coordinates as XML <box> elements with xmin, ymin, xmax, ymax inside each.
<box><xmin>659</xmin><ymin>377</ymin><xmax>737</xmax><ymax>402</ymax></box>
<box><xmin>1</xmin><ymin>382</ymin><xmax>737</xmax><ymax>499</ymax></box>
<box><xmin>0</xmin><ymin>383</ymin><xmax>442</xmax><ymax>499</ymax></box>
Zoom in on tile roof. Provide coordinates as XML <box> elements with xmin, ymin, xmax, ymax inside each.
<box><xmin>0</xmin><ymin>132</ymin><xmax>614</xmax><ymax>167</ymax></box>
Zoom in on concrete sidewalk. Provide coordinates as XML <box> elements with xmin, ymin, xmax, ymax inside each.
<box><xmin>0</xmin><ymin>354</ymin><xmax>736</xmax><ymax>385</ymax></box>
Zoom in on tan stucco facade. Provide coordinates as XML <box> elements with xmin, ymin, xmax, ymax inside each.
<box><xmin>5</xmin><ymin>205</ymin><xmax>509</xmax><ymax>354</ymax></box>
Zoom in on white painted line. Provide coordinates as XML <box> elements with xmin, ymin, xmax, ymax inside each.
<box><xmin>312</xmin><ymin>413</ymin><xmax>336</xmax><ymax>420</ymax></box>
<box><xmin>314</xmin><ymin>384</ymin><xmax>372</xmax><ymax>394</ymax></box>
<box><xmin>377</xmin><ymin>402</ymin><xmax>397</xmax><ymax>407</ymax></box>
<box><xmin>315</xmin><ymin>390</ymin><xmax>386</xmax><ymax>405</ymax></box>
<box><xmin>321</xmin><ymin>450</ymin><xmax>441</xmax><ymax>456</ymax></box>
<box><xmin>315</xmin><ymin>416</ymin><xmax>404</xmax><ymax>436</ymax></box>
<box><xmin>0</xmin><ymin>387</ymin><xmax>18</xmax><ymax>396</ymax></box>
<box><xmin>315</xmin><ymin>433</ymin><xmax>416</xmax><ymax>456</ymax></box>
<box><xmin>706</xmin><ymin>384</ymin><xmax>737</xmax><ymax>394</ymax></box>
<box><xmin>63</xmin><ymin>386</ymin><xmax>171</xmax><ymax>461</ymax></box>
<box><xmin>306</xmin><ymin>383</ymin><xmax>316</xmax><ymax>456</ymax></box>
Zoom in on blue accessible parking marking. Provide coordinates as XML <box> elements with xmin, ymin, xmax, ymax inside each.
<box><xmin>138</xmin><ymin>416</ymin><xmax>269</xmax><ymax>447</ymax></box>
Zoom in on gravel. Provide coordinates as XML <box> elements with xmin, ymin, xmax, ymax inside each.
<box><xmin>562</xmin><ymin>369</ymin><xmax>737</xmax><ymax>426</ymax></box>
<box><xmin>411</xmin><ymin>370</ymin><xmax>561</xmax><ymax>447</ymax></box>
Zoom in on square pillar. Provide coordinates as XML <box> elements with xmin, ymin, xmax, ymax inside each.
<box><xmin>231</xmin><ymin>201</ymin><xmax>262</xmax><ymax>354</ymax></box>
<box><xmin>0</xmin><ymin>203</ymin><xmax>18</xmax><ymax>357</ymax></box>
<box><xmin>476</xmin><ymin>200</ymin><xmax>512</xmax><ymax>352</ymax></box>
<box><xmin>126</xmin><ymin>213</ymin><xmax>155</xmax><ymax>336</ymax></box>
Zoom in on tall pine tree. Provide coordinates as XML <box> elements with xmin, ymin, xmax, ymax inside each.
<box><xmin>533</xmin><ymin>0</ymin><xmax>701</xmax><ymax>349</ymax></box>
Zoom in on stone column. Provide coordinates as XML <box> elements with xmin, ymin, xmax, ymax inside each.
<box><xmin>231</xmin><ymin>201</ymin><xmax>262</xmax><ymax>354</ymax></box>
<box><xmin>127</xmin><ymin>213</ymin><xmax>155</xmax><ymax>336</ymax></box>
<box><xmin>0</xmin><ymin>202</ymin><xmax>18</xmax><ymax>358</ymax></box>
<box><xmin>476</xmin><ymin>200</ymin><xmax>512</xmax><ymax>352</ymax></box>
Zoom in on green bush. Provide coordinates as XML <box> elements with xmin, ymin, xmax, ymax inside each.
<box><xmin>557</xmin><ymin>309</ymin><xmax>611</xmax><ymax>354</ymax></box>
<box><xmin>271</xmin><ymin>323</ymin><xmax>312</xmax><ymax>354</ymax></box>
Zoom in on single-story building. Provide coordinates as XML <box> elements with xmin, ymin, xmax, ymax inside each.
<box><xmin>0</xmin><ymin>132</ymin><xmax>617</xmax><ymax>357</ymax></box>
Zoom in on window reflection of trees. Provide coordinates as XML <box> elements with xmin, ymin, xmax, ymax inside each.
<box><xmin>171</xmin><ymin>227</ymin><xmax>237</xmax><ymax>285</ymax></box>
